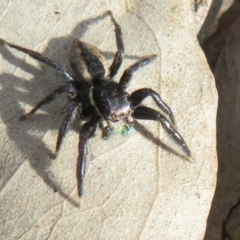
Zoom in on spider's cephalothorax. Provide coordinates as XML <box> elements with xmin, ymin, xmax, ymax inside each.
<box><xmin>0</xmin><ymin>11</ymin><xmax>191</xmax><ymax>198</ymax></box>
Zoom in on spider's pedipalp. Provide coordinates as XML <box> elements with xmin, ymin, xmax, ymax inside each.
<box><xmin>132</xmin><ymin>106</ymin><xmax>191</xmax><ymax>156</ymax></box>
<box><xmin>99</xmin><ymin>120</ymin><xmax>114</xmax><ymax>139</ymax></box>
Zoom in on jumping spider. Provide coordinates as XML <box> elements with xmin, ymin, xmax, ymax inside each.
<box><xmin>0</xmin><ymin>12</ymin><xmax>191</xmax><ymax>198</ymax></box>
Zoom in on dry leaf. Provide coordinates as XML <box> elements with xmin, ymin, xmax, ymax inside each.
<box><xmin>0</xmin><ymin>1</ymin><xmax>217</xmax><ymax>239</ymax></box>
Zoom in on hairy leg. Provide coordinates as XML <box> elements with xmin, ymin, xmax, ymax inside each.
<box><xmin>119</xmin><ymin>55</ymin><xmax>156</xmax><ymax>89</ymax></box>
<box><xmin>130</xmin><ymin>88</ymin><xmax>175</xmax><ymax>124</ymax></box>
<box><xmin>109</xmin><ymin>11</ymin><xmax>125</xmax><ymax>78</ymax></box>
<box><xmin>0</xmin><ymin>38</ymin><xmax>76</xmax><ymax>82</ymax></box>
<box><xmin>55</xmin><ymin>103</ymin><xmax>80</xmax><ymax>156</ymax></box>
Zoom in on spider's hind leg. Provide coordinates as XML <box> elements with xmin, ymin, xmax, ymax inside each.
<box><xmin>99</xmin><ymin>120</ymin><xmax>114</xmax><ymax>140</ymax></box>
<box><xmin>0</xmin><ymin>38</ymin><xmax>75</xmax><ymax>82</ymax></box>
<box><xmin>132</xmin><ymin>106</ymin><xmax>191</xmax><ymax>156</ymax></box>
<box><xmin>109</xmin><ymin>11</ymin><xmax>125</xmax><ymax>78</ymax></box>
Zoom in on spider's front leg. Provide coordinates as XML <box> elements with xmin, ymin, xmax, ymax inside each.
<box><xmin>132</xmin><ymin>106</ymin><xmax>191</xmax><ymax>156</ymax></box>
<box><xmin>119</xmin><ymin>55</ymin><xmax>156</xmax><ymax>89</ymax></box>
<box><xmin>77</xmin><ymin>115</ymin><xmax>101</xmax><ymax>198</ymax></box>
<box><xmin>130</xmin><ymin>88</ymin><xmax>175</xmax><ymax>124</ymax></box>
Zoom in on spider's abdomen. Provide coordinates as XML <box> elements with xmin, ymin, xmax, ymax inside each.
<box><xmin>70</xmin><ymin>40</ymin><xmax>109</xmax><ymax>81</ymax></box>
<box><xmin>90</xmin><ymin>80</ymin><xmax>133</xmax><ymax>122</ymax></box>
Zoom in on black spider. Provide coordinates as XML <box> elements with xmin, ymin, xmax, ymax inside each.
<box><xmin>0</xmin><ymin>12</ymin><xmax>191</xmax><ymax>198</ymax></box>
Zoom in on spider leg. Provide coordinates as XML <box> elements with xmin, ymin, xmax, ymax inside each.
<box><xmin>0</xmin><ymin>38</ymin><xmax>76</xmax><ymax>82</ymax></box>
<box><xmin>54</xmin><ymin>104</ymin><xmax>80</xmax><ymax>156</ymax></box>
<box><xmin>132</xmin><ymin>106</ymin><xmax>191</xmax><ymax>156</ymax></box>
<box><xmin>20</xmin><ymin>84</ymin><xmax>76</xmax><ymax>120</ymax></box>
<box><xmin>130</xmin><ymin>88</ymin><xmax>175</xmax><ymax>124</ymax></box>
<box><xmin>109</xmin><ymin>12</ymin><xmax>124</xmax><ymax>78</ymax></box>
<box><xmin>77</xmin><ymin>115</ymin><xmax>101</xmax><ymax>198</ymax></box>
<box><xmin>119</xmin><ymin>55</ymin><xmax>156</xmax><ymax>89</ymax></box>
